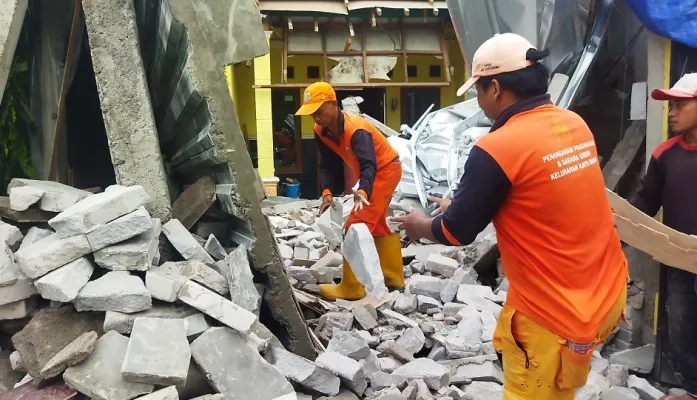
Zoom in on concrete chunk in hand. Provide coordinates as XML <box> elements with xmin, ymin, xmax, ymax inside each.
<box><xmin>162</xmin><ymin>219</ymin><xmax>215</xmax><ymax>264</ymax></box>
<box><xmin>177</xmin><ymin>281</ymin><xmax>257</xmax><ymax>335</ymax></box>
<box><xmin>15</xmin><ymin>234</ymin><xmax>92</xmax><ymax>279</ymax></box>
<box><xmin>94</xmin><ymin>218</ymin><xmax>161</xmax><ymax>271</ymax></box>
<box><xmin>34</xmin><ymin>257</ymin><xmax>94</xmax><ymax>302</ymax></box>
<box><xmin>342</xmin><ymin>224</ymin><xmax>387</xmax><ymax>299</ymax></box>
<box><xmin>8</xmin><ymin>179</ymin><xmax>92</xmax><ymax>212</ymax></box>
<box><xmin>121</xmin><ymin>318</ymin><xmax>191</xmax><ymax>386</ymax></box>
<box><xmin>86</xmin><ymin>206</ymin><xmax>152</xmax><ymax>251</ymax></box>
<box><xmin>49</xmin><ymin>185</ymin><xmax>150</xmax><ymax>238</ymax></box>
<box><xmin>74</xmin><ymin>271</ymin><xmax>152</xmax><ymax>313</ymax></box>
<box><xmin>63</xmin><ymin>331</ymin><xmax>154</xmax><ymax>400</ymax></box>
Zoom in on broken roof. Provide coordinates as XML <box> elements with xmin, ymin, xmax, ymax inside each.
<box><xmin>258</xmin><ymin>0</ymin><xmax>447</xmax><ymax>15</ymax></box>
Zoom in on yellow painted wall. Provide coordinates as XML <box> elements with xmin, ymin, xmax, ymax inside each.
<box><xmin>232</xmin><ymin>64</ymin><xmax>257</xmax><ymax>139</ymax></box>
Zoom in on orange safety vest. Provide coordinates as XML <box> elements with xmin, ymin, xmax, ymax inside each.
<box><xmin>314</xmin><ymin>112</ymin><xmax>398</xmax><ymax>180</ymax></box>
<box><xmin>477</xmin><ymin>104</ymin><xmax>628</xmax><ymax>343</ymax></box>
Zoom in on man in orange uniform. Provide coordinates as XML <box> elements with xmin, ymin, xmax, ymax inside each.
<box><xmin>394</xmin><ymin>33</ymin><xmax>628</xmax><ymax>399</ymax></box>
<box><xmin>295</xmin><ymin>81</ymin><xmax>403</xmax><ymax>300</ymax></box>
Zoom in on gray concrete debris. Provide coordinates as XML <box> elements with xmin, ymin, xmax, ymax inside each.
<box><xmin>454</xmin><ymin>360</ymin><xmax>502</xmax><ymax>384</ymax></box>
<box><xmin>407</xmin><ymin>276</ymin><xmax>442</xmax><ymax>299</ymax></box>
<box><xmin>600</xmin><ymin>387</ymin><xmax>640</xmax><ymax>400</ymax></box>
<box><xmin>440</xmin><ymin>279</ymin><xmax>459</xmax><ymax>303</ymax></box>
<box><xmin>626</xmin><ymin>375</ymin><xmax>664</xmax><ymax>399</ymax></box>
<box><xmin>156</xmin><ymin>261</ymin><xmax>228</xmax><ymax>295</ymax></box>
<box><xmin>609</xmin><ymin>344</ymin><xmax>655</xmax><ymax>374</ymax></box>
<box><xmin>425</xmin><ymin>254</ymin><xmax>458</xmax><ymax>278</ymax></box>
<box><xmin>74</xmin><ymin>271</ymin><xmax>152</xmax><ymax>313</ymax></box>
<box><xmin>34</xmin><ymin>257</ymin><xmax>94</xmax><ymax>302</ymax></box>
<box><xmin>216</xmin><ymin>244</ymin><xmax>261</xmax><ymax>315</ymax></box>
<box><xmin>318</xmin><ymin>202</ymin><xmax>343</xmax><ymax>249</ymax></box>
<box><xmin>455</xmin><ymin>285</ymin><xmax>502</xmax><ymax>317</ymax></box>
<box><xmin>162</xmin><ymin>219</ymin><xmax>215</xmax><ymax>265</ymax></box>
<box><xmin>342</xmin><ymin>224</ymin><xmax>388</xmax><ymax>299</ymax></box>
<box><xmin>393</xmin><ymin>358</ymin><xmax>451</xmax><ymax>390</ymax></box>
<box><xmin>146</xmin><ymin>268</ymin><xmax>190</xmax><ymax>303</ymax></box>
<box><xmin>366</xmin><ymin>387</ymin><xmax>404</xmax><ymax>400</ymax></box>
<box><xmin>64</xmin><ymin>331</ymin><xmax>154</xmax><ymax>400</ymax></box>
<box><xmin>370</xmin><ymin>371</ymin><xmax>407</xmax><ymax>391</ymax></box>
<box><xmin>15</xmin><ymin>233</ymin><xmax>92</xmax><ymax>279</ymax></box>
<box><xmin>319</xmin><ymin>312</ymin><xmax>355</xmax><ymax>333</ymax></box>
<box><xmin>177</xmin><ymin>280</ymin><xmax>257</xmax><ymax>335</ymax></box>
<box><xmin>10</xmin><ymin>351</ymin><xmax>23</xmax><ymax>373</ymax></box>
<box><xmin>460</xmin><ymin>381</ymin><xmax>503</xmax><ymax>400</ymax></box>
<box><xmin>122</xmin><ymin>318</ymin><xmax>191</xmax><ymax>386</ymax></box>
<box><xmin>606</xmin><ymin>364</ymin><xmax>629</xmax><ymax>387</ymax></box>
<box><xmin>137</xmin><ymin>386</ymin><xmax>180</xmax><ymax>400</ymax></box>
<box><xmin>104</xmin><ymin>303</ymin><xmax>198</xmax><ymax>335</ymax></box>
<box><xmin>9</xmin><ymin>186</ymin><xmax>44</xmax><ymax>211</ymax></box>
<box><xmin>315</xmin><ymin>351</ymin><xmax>368</xmax><ymax>396</ymax></box>
<box><xmin>7</xmin><ymin>179</ymin><xmax>92</xmax><ymax>212</ymax></box>
<box><xmin>191</xmin><ymin>328</ymin><xmax>294</xmax><ymax>399</ymax></box>
<box><xmin>393</xmin><ymin>293</ymin><xmax>418</xmax><ymax>314</ymax></box>
<box><xmin>0</xmin><ymin>297</ymin><xmax>36</xmax><ymax>320</ymax></box>
<box><xmin>381</xmin><ymin>309</ymin><xmax>419</xmax><ymax>328</ymax></box>
<box><xmin>18</xmin><ymin>227</ymin><xmax>52</xmax><ymax>250</ymax></box>
<box><xmin>171</xmin><ymin>176</ymin><xmax>217</xmax><ymax>230</ymax></box>
<box><xmin>417</xmin><ymin>295</ymin><xmax>441</xmax><ymax>313</ymax></box>
<box><xmin>327</xmin><ymin>330</ymin><xmax>371</xmax><ymax>361</ymax></box>
<box><xmin>86</xmin><ymin>206</ymin><xmax>152</xmax><ymax>251</ymax></box>
<box><xmin>352</xmin><ymin>304</ymin><xmax>379</xmax><ymax>330</ymax></box>
<box><xmin>0</xmin><ymin>220</ymin><xmax>23</xmax><ymax>251</ymax></box>
<box><xmin>94</xmin><ymin>218</ymin><xmax>162</xmax><ymax>271</ymax></box>
<box><xmin>317</xmin><ymin>390</ymin><xmax>360</xmax><ymax>400</ymax></box>
<box><xmin>0</xmin><ymin>241</ymin><xmax>20</xmax><ymax>287</ymax></box>
<box><xmin>204</xmin><ymin>234</ymin><xmax>228</xmax><ymax>261</ymax></box>
<box><xmin>396</xmin><ymin>326</ymin><xmax>426</xmax><ymax>354</ymax></box>
<box><xmin>49</xmin><ymin>185</ymin><xmax>151</xmax><ymax>238</ymax></box>
<box><xmin>268</xmin><ymin>346</ymin><xmax>341</xmax><ymax>396</ymax></box>
<box><xmin>183</xmin><ymin>313</ymin><xmax>211</xmax><ymax>340</ymax></box>
<box><xmin>40</xmin><ymin>331</ymin><xmax>98</xmax><ymax>379</ymax></box>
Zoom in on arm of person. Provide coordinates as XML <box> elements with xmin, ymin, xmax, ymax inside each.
<box><xmin>350</xmin><ymin>130</ymin><xmax>377</xmax><ymax>200</ymax></box>
<box><xmin>629</xmin><ymin>156</ymin><xmax>664</xmax><ymax>217</ymax></box>
<box><xmin>317</xmin><ymin>135</ymin><xmax>343</xmax><ymax>197</ymax></box>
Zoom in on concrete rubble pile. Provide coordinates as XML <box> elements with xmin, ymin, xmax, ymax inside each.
<box><xmin>0</xmin><ymin>178</ymin><xmax>315</xmax><ymax>400</ymax></box>
<box><xmin>263</xmin><ymin>196</ymin><xmax>670</xmax><ymax>399</ymax></box>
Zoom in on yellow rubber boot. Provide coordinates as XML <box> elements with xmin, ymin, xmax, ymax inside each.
<box><xmin>319</xmin><ymin>259</ymin><xmax>366</xmax><ymax>301</ymax></box>
<box><xmin>374</xmin><ymin>233</ymin><xmax>405</xmax><ymax>289</ymax></box>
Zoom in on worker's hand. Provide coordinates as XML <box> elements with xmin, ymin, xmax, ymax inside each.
<box><xmin>352</xmin><ymin>189</ymin><xmax>371</xmax><ymax>213</ymax></box>
<box><xmin>319</xmin><ymin>194</ymin><xmax>335</xmax><ymax>216</ymax></box>
<box><xmin>392</xmin><ymin>209</ymin><xmax>431</xmax><ymax>241</ymax></box>
<box><xmin>428</xmin><ymin>195</ymin><xmax>452</xmax><ymax>216</ymax></box>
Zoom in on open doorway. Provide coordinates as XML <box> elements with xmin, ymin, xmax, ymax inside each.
<box><xmin>336</xmin><ymin>88</ymin><xmax>386</xmax><ymax>123</ymax></box>
<box><xmin>401</xmin><ymin>87</ymin><xmax>440</xmax><ymax>126</ymax></box>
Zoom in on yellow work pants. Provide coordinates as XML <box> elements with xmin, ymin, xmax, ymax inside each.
<box><xmin>493</xmin><ymin>286</ymin><xmax>627</xmax><ymax>400</ymax></box>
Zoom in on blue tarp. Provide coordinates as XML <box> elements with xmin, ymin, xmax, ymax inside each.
<box><xmin>626</xmin><ymin>0</ymin><xmax>697</xmax><ymax>48</ymax></box>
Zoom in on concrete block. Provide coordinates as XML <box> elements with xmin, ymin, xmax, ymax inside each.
<box><xmin>393</xmin><ymin>358</ymin><xmax>450</xmax><ymax>390</ymax></box>
<box><xmin>18</xmin><ymin>227</ymin><xmax>52</xmax><ymax>250</ymax></box>
<box><xmin>137</xmin><ymin>386</ymin><xmax>179</xmax><ymax>400</ymax></box>
<box><xmin>177</xmin><ymin>281</ymin><xmax>257</xmax><ymax>335</ymax></box>
<box><xmin>74</xmin><ymin>271</ymin><xmax>152</xmax><ymax>313</ymax></box>
<box><xmin>370</xmin><ymin>371</ymin><xmax>407</xmax><ymax>391</ymax></box>
<box><xmin>352</xmin><ymin>304</ymin><xmax>378</xmax><ymax>330</ymax></box>
<box><xmin>456</xmin><ymin>285</ymin><xmax>502</xmax><ymax>317</ymax></box>
<box><xmin>40</xmin><ymin>331</ymin><xmax>98</xmax><ymax>379</ymax></box>
<box><xmin>317</xmin><ymin>203</ymin><xmax>342</xmax><ymax>249</ymax></box>
<box><xmin>9</xmin><ymin>351</ymin><xmax>23</xmax><ymax>372</ymax></box>
<box><xmin>0</xmin><ymin>220</ymin><xmax>23</xmax><ymax>251</ymax></box>
<box><xmin>204</xmin><ymin>234</ymin><xmax>227</xmax><ymax>261</ymax></box>
<box><xmin>278</xmin><ymin>243</ymin><xmax>293</xmax><ymax>259</ymax></box>
<box><xmin>327</xmin><ymin>330</ymin><xmax>371</xmax><ymax>360</ymax></box>
<box><xmin>86</xmin><ymin>206</ymin><xmax>152</xmax><ymax>251</ymax></box>
<box><xmin>0</xmin><ymin>242</ymin><xmax>20</xmax><ymax>287</ymax></box>
<box><xmin>461</xmin><ymin>381</ymin><xmax>503</xmax><ymax>400</ymax></box>
<box><xmin>145</xmin><ymin>268</ymin><xmax>189</xmax><ymax>303</ymax></box>
<box><xmin>217</xmin><ymin>245</ymin><xmax>261</xmax><ymax>315</ymax></box>
<box><xmin>609</xmin><ymin>344</ymin><xmax>655</xmax><ymax>374</ymax></box>
<box><xmin>381</xmin><ymin>341</ymin><xmax>415</xmax><ymax>364</ymax></box>
<box><xmin>7</xmin><ymin>179</ymin><xmax>92</xmax><ymax>212</ymax></box>
<box><xmin>156</xmin><ymin>261</ymin><xmax>228</xmax><ymax>295</ymax></box>
<box><xmin>34</xmin><ymin>257</ymin><xmax>94</xmax><ymax>302</ymax></box>
<box><xmin>162</xmin><ymin>219</ymin><xmax>215</xmax><ymax>264</ymax></box>
<box><xmin>191</xmin><ymin>327</ymin><xmax>294</xmax><ymax>399</ymax></box>
<box><xmin>440</xmin><ymin>279</ymin><xmax>459</xmax><ymax>303</ymax></box>
<box><xmin>171</xmin><ymin>176</ymin><xmax>216</xmax><ymax>230</ymax></box>
<box><xmin>457</xmin><ymin>305</ymin><xmax>483</xmax><ymax>343</ymax></box>
<box><xmin>8</xmin><ymin>185</ymin><xmax>44</xmax><ymax>211</ymax></box>
<box><xmin>104</xmin><ymin>303</ymin><xmax>197</xmax><ymax>335</ymax></box>
<box><xmin>600</xmin><ymin>387</ymin><xmax>640</xmax><ymax>400</ymax></box>
<box><xmin>15</xmin><ymin>234</ymin><xmax>92</xmax><ymax>279</ymax></box>
<box><xmin>626</xmin><ymin>375</ymin><xmax>664</xmax><ymax>399</ymax></box>
<box><xmin>183</xmin><ymin>314</ymin><xmax>210</xmax><ymax>340</ymax></box>
<box><xmin>94</xmin><ymin>218</ymin><xmax>161</xmax><ymax>271</ymax></box>
<box><xmin>606</xmin><ymin>364</ymin><xmax>629</xmax><ymax>387</ymax></box>
<box><xmin>407</xmin><ymin>275</ymin><xmax>441</xmax><ymax>299</ymax></box>
<box><xmin>395</xmin><ymin>326</ymin><xmax>426</xmax><ymax>354</ymax></box>
<box><xmin>315</xmin><ymin>351</ymin><xmax>368</xmax><ymax>395</ymax></box>
<box><xmin>417</xmin><ymin>295</ymin><xmax>441</xmax><ymax>313</ymax></box>
<box><xmin>479</xmin><ymin>310</ymin><xmax>497</xmax><ymax>343</ymax></box>
<box><xmin>268</xmin><ymin>346</ymin><xmax>340</xmax><ymax>396</ymax></box>
<box><xmin>454</xmin><ymin>360</ymin><xmax>502</xmax><ymax>384</ymax></box>
<box><xmin>0</xmin><ymin>297</ymin><xmax>36</xmax><ymax>320</ymax></box>
<box><xmin>393</xmin><ymin>293</ymin><xmax>417</xmax><ymax>314</ymax></box>
<box><xmin>425</xmin><ymin>254</ymin><xmax>458</xmax><ymax>278</ymax></box>
<box><xmin>122</xmin><ymin>318</ymin><xmax>191</xmax><ymax>386</ymax></box>
<box><xmin>63</xmin><ymin>331</ymin><xmax>154</xmax><ymax>400</ymax></box>
<box><xmin>342</xmin><ymin>224</ymin><xmax>387</xmax><ymax>299</ymax></box>
<box><xmin>380</xmin><ymin>309</ymin><xmax>419</xmax><ymax>328</ymax></box>
<box><xmin>443</xmin><ymin>302</ymin><xmax>468</xmax><ymax>317</ymax></box>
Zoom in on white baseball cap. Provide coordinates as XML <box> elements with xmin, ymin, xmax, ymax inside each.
<box><xmin>456</xmin><ymin>33</ymin><xmax>537</xmax><ymax>97</ymax></box>
<box><xmin>651</xmin><ymin>73</ymin><xmax>697</xmax><ymax>100</ymax></box>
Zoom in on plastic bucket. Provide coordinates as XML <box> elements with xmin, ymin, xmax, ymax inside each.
<box><xmin>283</xmin><ymin>183</ymin><xmax>301</xmax><ymax>198</ymax></box>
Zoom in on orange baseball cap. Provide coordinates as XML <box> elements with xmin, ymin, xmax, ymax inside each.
<box><xmin>651</xmin><ymin>73</ymin><xmax>697</xmax><ymax>100</ymax></box>
<box><xmin>296</xmin><ymin>81</ymin><xmax>337</xmax><ymax>115</ymax></box>
<box><xmin>457</xmin><ymin>33</ymin><xmax>537</xmax><ymax>96</ymax></box>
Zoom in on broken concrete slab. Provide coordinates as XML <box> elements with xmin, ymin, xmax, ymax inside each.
<box><xmin>342</xmin><ymin>224</ymin><xmax>387</xmax><ymax>299</ymax></box>
<box><xmin>94</xmin><ymin>218</ymin><xmax>162</xmax><ymax>271</ymax></box>
<box><xmin>0</xmin><ymin>297</ymin><xmax>36</xmax><ymax>320</ymax></box>
<box><xmin>15</xmin><ymin>234</ymin><xmax>92</xmax><ymax>279</ymax></box>
<box><xmin>122</xmin><ymin>318</ymin><xmax>191</xmax><ymax>386</ymax></box>
<box><xmin>172</xmin><ymin>176</ymin><xmax>216</xmax><ymax>230</ymax></box>
<box><xmin>626</xmin><ymin>375</ymin><xmax>664</xmax><ymax>399</ymax></box>
<box><xmin>9</xmin><ymin>185</ymin><xmax>44</xmax><ymax>211</ymax></box>
<box><xmin>0</xmin><ymin>242</ymin><xmax>20</xmax><ymax>287</ymax></box>
<box><xmin>162</xmin><ymin>219</ymin><xmax>215</xmax><ymax>264</ymax></box>
<box><xmin>395</xmin><ymin>326</ymin><xmax>426</xmax><ymax>354</ymax></box>
<box><xmin>204</xmin><ymin>235</ymin><xmax>227</xmax><ymax>261</ymax></box>
<box><xmin>454</xmin><ymin>360</ymin><xmax>503</xmax><ymax>384</ymax></box>
<box><xmin>609</xmin><ymin>344</ymin><xmax>655</xmax><ymax>374</ymax></box>
<box><xmin>64</xmin><ymin>331</ymin><xmax>154</xmax><ymax>400</ymax></box>
<box><xmin>18</xmin><ymin>227</ymin><xmax>52</xmax><ymax>250</ymax></box>
<box><xmin>393</xmin><ymin>293</ymin><xmax>418</xmax><ymax>314</ymax></box>
<box><xmin>183</xmin><ymin>313</ymin><xmax>210</xmax><ymax>340</ymax></box>
<box><xmin>0</xmin><ymin>197</ymin><xmax>57</xmax><ymax>223</ymax></box>
<box><xmin>40</xmin><ymin>331</ymin><xmax>98</xmax><ymax>379</ymax></box>
<box><xmin>352</xmin><ymin>304</ymin><xmax>378</xmax><ymax>330</ymax></box>
<box><xmin>34</xmin><ymin>257</ymin><xmax>94</xmax><ymax>302</ymax></box>
<box><xmin>74</xmin><ymin>271</ymin><xmax>152</xmax><ymax>313</ymax></box>
<box><xmin>137</xmin><ymin>386</ymin><xmax>179</xmax><ymax>400</ymax></box>
<box><xmin>425</xmin><ymin>254</ymin><xmax>458</xmax><ymax>278</ymax></box>
<box><xmin>407</xmin><ymin>275</ymin><xmax>442</xmax><ymax>299</ymax></box>
<box><xmin>85</xmin><ymin>206</ymin><xmax>152</xmax><ymax>251</ymax></box>
<box><xmin>49</xmin><ymin>185</ymin><xmax>151</xmax><ymax>238</ymax></box>
<box><xmin>156</xmin><ymin>261</ymin><xmax>228</xmax><ymax>295</ymax></box>
<box><xmin>0</xmin><ymin>220</ymin><xmax>23</xmax><ymax>251</ymax></box>
<box><xmin>392</xmin><ymin>358</ymin><xmax>451</xmax><ymax>390</ymax></box>
<box><xmin>455</xmin><ymin>285</ymin><xmax>502</xmax><ymax>317</ymax></box>
<box><xmin>217</xmin><ymin>245</ymin><xmax>261</xmax><ymax>315</ymax></box>
<box><xmin>0</xmin><ymin>274</ymin><xmax>37</xmax><ymax>306</ymax></box>
<box><xmin>268</xmin><ymin>346</ymin><xmax>340</xmax><ymax>396</ymax></box>
<box><xmin>104</xmin><ymin>303</ymin><xmax>198</xmax><ymax>335</ymax></box>
<box><xmin>327</xmin><ymin>330</ymin><xmax>371</xmax><ymax>361</ymax></box>
<box><xmin>145</xmin><ymin>268</ymin><xmax>190</xmax><ymax>303</ymax></box>
<box><xmin>191</xmin><ymin>327</ymin><xmax>294</xmax><ymax>399</ymax></box>
<box><xmin>380</xmin><ymin>309</ymin><xmax>419</xmax><ymax>328</ymax></box>
<box><xmin>12</xmin><ymin>307</ymin><xmax>103</xmax><ymax>380</ymax></box>
<box><xmin>7</xmin><ymin>179</ymin><xmax>92</xmax><ymax>213</ymax></box>
<box><xmin>460</xmin><ymin>381</ymin><xmax>503</xmax><ymax>400</ymax></box>
<box><xmin>177</xmin><ymin>280</ymin><xmax>256</xmax><ymax>335</ymax></box>
<box><xmin>606</xmin><ymin>364</ymin><xmax>629</xmax><ymax>387</ymax></box>
<box><xmin>317</xmin><ymin>203</ymin><xmax>342</xmax><ymax>249</ymax></box>
<box><xmin>315</xmin><ymin>351</ymin><xmax>368</xmax><ymax>396</ymax></box>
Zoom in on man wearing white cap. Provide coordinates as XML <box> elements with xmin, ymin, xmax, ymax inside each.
<box><xmin>630</xmin><ymin>73</ymin><xmax>697</xmax><ymax>400</ymax></box>
<box><xmin>394</xmin><ymin>33</ymin><xmax>627</xmax><ymax>399</ymax></box>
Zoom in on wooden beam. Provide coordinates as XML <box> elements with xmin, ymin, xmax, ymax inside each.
<box><xmin>602</xmin><ymin>120</ymin><xmax>647</xmax><ymax>192</ymax></box>
<box><xmin>287</xmin><ymin>49</ymin><xmax>442</xmax><ymax>56</ymax></box>
<box><xmin>282</xmin><ymin>19</ymin><xmax>288</xmax><ymax>84</ymax></box>
<box><xmin>400</xmin><ymin>20</ymin><xmax>408</xmax><ymax>83</ymax></box>
<box><xmin>322</xmin><ymin>31</ymin><xmax>329</xmax><ymax>79</ymax></box>
<box><xmin>361</xmin><ymin>19</ymin><xmax>369</xmax><ymax>83</ymax></box>
<box><xmin>440</xmin><ymin>21</ymin><xmax>451</xmax><ymax>83</ymax></box>
<box><xmin>254</xmin><ymin>82</ymin><xmax>450</xmax><ymax>89</ymax></box>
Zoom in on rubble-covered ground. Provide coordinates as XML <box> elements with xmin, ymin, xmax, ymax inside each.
<box><xmin>0</xmin><ymin>178</ymin><xmax>676</xmax><ymax>400</ymax></box>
